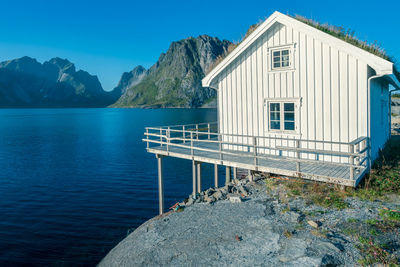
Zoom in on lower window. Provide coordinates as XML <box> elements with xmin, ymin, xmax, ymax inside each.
<box><xmin>268</xmin><ymin>101</ymin><xmax>296</xmax><ymax>132</ymax></box>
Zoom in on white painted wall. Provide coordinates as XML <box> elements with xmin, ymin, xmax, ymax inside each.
<box><xmin>216</xmin><ymin>21</ymin><xmax>383</xmax><ymax>163</ymax></box>
<box><xmin>369</xmin><ymin>79</ymin><xmax>390</xmax><ymax>160</ymax></box>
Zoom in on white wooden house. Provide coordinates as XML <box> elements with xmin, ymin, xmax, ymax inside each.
<box><xmin>144</xmin><ymin>11</ymin><xmax>400</xmax><ymax>214</ymax></box>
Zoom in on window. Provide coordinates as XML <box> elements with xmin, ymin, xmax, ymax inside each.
<box><xmin>268</xmin><ymin>44</ymin><xmax>295</xmax><ymax>71</ymax></box>
<box><xmin>272</xmin><ymin>49</ymin><xmax>290</xmax><ymax>69</ymax></box>
<box><xmin>267</xmin><ymin>100</ymin><xmax>298</xmax><ymax>132</ymax></box>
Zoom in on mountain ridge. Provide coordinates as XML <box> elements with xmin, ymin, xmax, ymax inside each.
<box><xmin>113</xmin><ymin>35</ymin><xmax>231</xmax><ymax>108</ymax></box>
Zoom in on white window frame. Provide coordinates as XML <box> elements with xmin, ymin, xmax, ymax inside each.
<box><xmin>265</xmin><ymin>98</ymin><xmax>301</xmax><ymax>135</ymax></box>
<box><xmin>267</xmin><ymin>44</ymin><xmax>296</xmax><ymax>72</ymax></box>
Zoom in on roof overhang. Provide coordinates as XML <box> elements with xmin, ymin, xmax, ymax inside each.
<box><xmin>202</xmin><ymin>11</ymin><xmax>394</xmax><ymax>89</ymax></box>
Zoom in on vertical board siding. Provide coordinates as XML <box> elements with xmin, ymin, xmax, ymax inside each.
<box><xmin>217</xmin><ymin>22</ymin><xmax>370</xmax><ymax>163</ymax></box>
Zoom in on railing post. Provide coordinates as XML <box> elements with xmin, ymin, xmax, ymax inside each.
<box><xmin>146</xmin><ymin>128</ymin><xmax>149</xmax><ymax>149</ymax></box>
<box><xmin>219</xmin><ymin>134</ymin><xmax>223</xmax><ymax>162</ymax></box>
<box><xmin>355</xmin><ymin>142</ymin><xmax>360</xmax><ymax>166</ymax></box>
<box><xmin>160</xmin><ymin>128</ymin><xmax>163</xmax><ymax>147</ymax></box>
<box><xmin>167</xmin><ymin>126</ymin><xmax>170</xmax><ymax>152</ymax></box>
<box><xmin>183</xmin><ymin>125</ymin><xmax>186</xmax><ymax>144</ymax></box>
<box><xmin>190</xmin><ymin>131</ymin><xmax>194</xmax><ymax>157</ymax></box>
<box><xmin>296</xmin><ymin>140</ymin><xmax>301</xmax><ymax>173</ymax></box>
<box><xmin>253</xmin><ymin>137</ymin><xmax>257</xmax><ymax>167</ymax></box>
<box><xmin>349</xmin><ymin>144</ymin><xmax>355</xmax><ymax>179</ymax></box>
<box><xmin>196</xmin><ymin>124</ymin><xmax>199</xmax><ymax>140</ymax></box>
<box><xmin>207</xmin><ymin>123</ymin><xmax>210</xmax><ymax>140</ymax></box>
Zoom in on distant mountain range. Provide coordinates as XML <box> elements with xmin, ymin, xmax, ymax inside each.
<box><xmin>0</xmin><ymin>56</ymin><xmax>120</xmax><ymax>107</ymax></box>
<box><xmin>0</xmin><ymin>35</ymin><xmax>230</xmax><ymax>108</ymax></box>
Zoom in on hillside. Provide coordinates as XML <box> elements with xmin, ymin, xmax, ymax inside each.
<box><xmin>113</xmin><ymin>35</ymin><xmax>231</xmax><ymax>108</ymax></box>
<box><xmin>0</xmin><ymin>56</ymin><xmax>120</xmax><ymax>108</ymax></box>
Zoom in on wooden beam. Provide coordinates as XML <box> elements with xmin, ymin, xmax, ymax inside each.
<box><xmin>192</xmin><ymin>160</ymin><xmax>197</xmax><ymax>197</ymax></box>
<box><xmin>156</xmin><ymin>154</ymin><xmax>164</xmax><ymax>215</ymax></box>
<box><xmin>233</xmin><ymin>167</ymin><xmax>237</xmax><ymax>180</ymax></box>
<box><xmin>214</xmin><ymin>164</ymin><xmax>219</xmax><ymax>188</ymax></box>
<box><xmin>197</xmin><ymin>162</ymin><xmax>202</xmax><ymax>193</ymax></box>
<box><xmin>226</xmin><ymin>166</ymin><xmax>231</xmax><ymax>185</ymax></box>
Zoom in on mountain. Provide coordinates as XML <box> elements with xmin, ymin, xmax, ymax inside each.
<box><xmin>113</xmin><ymin>35</ymin><xmax>231</xmax><ymax>108</ymax></box>
<box><xmin>112</xmin><ymin>65</ymin><xmax>147</xmax><ymax>96</ymax></box>
<box><xmin>0</xmin><ymin>56</ymin><xmax>120</xmax><ymax>107</ymax></box>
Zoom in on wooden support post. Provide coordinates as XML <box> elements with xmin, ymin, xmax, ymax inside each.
<box><xmin>196</xmin><ymin>124</ymin><xmax>199</xmax><ymax>140</ymax></box>
<box><xmin>192</xmin><ymin>160</ymin><xmax>197</xmax><ymax>198</ymax></box>
<box><xmin>296</xmin><ymin>140</ymin><xmax>301</xmax><ymax>173</ymax></box>
<box><xmin>253</xmin><ymin>137</ymin><xmax>257</xmax><ymax>168</ymax></box>
<box><xmin>214</xmin><ymin>164</ymin><xmax>219</xmax><ymax>188</ymax></box>
<box><xmin>248</xmin><ymin>169</ymin><xmax>253</xmax><ymax>182</ymax></box>
<box><xmin>226</xmin><ymin>166</ymin><xmax>231</xmax><ymax>185</ymax></box>
<box><xmin>197</xmin><ymin>162</ymin><xmax>202</xmax><ymax>193</ymax></box>
<box><xmin>207</xmin><ymin>123</ymin><xmax>211</xmax><ymax>140</ymax></box>
<box><xmin>349</xmin><ymin>144</ymin><xmax>355</xmax><ymax>179</ymax></box>
<box><xmin>156</xmin><ymin>155</ymin><xmax>164</xmax><ymax>215</ymax></box>
<box><xmin>233</xmin><ymin>167</ymin><xmax>237</xmax><ymax>181</ymax></box>
<box><xmin>182</xmin><ymin>125</ymin><xmax>186</xmax><ymax>144</ymax></box>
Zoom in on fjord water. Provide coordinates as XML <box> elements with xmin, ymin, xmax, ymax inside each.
<box><xmin>0</xmin><ymin>108</ymin><xmax>218</xmax><ymax>266</ymax></box>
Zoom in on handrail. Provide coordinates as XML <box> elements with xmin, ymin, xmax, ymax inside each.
<box><xmin>142</xmin><ymin>138</ymin><xmax>364</xmax><ymax>169</ymax></box>
<box><xmin>143</xmin><ymin>122</ymin><xmax>370</xmax><ymax>181</ymax></box>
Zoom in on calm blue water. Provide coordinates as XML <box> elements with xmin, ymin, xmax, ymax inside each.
<box><xmin>0</xmin><ymin>108</ymin><xmax>223</xmax><ymax>266</ymax></box>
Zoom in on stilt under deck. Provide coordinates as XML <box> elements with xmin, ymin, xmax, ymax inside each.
<box><xmin>146</xmin><ymin>122</ymin><xmax>369</xmax><ymax>214</ymax></box>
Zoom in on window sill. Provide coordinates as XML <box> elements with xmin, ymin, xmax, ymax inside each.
<box><xmin>265</xmin><ymin>130</ymin><xmax>301</xmax><ymax>137</ymax></box>
<box><xmin>269</xmin><ymin>67</ymin><xmax>296</xmax><ymax>73</ymax></box>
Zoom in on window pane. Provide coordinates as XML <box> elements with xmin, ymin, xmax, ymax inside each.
<box><xmin>273</xmin><ymin>56</ymin><xmax>281</xmax><ymax>62</ymax></box>
<box><xmin>284</xmin><ymin>121</ymin><xmax>295</xmax><ymax>130</ymax></box>
<box><xmin>270</xmin><ymin>103</ymin><xmax>280</xmax><ymax>111</ymax></box>
<box><xmin>281</xmin><ymin>49</ymin><xmax>289</xmax><ymax>55</ymax></box>
<box><xmin>270</xmin><ymin>112</ymin><xmax>280</xmax><ymax>120</ymax></box>
<box><xmin>271</xmin><ymin>121</ymin><xmax>280</xmax><ymax>130</ymax></box>
<box><xmin>282</xmin><ymin>55</ymin><xmax>289</xmax><ymax>61</ymax></box>
<box><xmin>284</xmin><ymin>112</ymin><xmax>294</xmax><ymax>121</ymax></box>
<box><xmin>273</xmin><ymin>51</ymin><xmax>281</xmax><ymax>57</ymax></box>
<box><xmin>284</xmin><ymin>103</ymin><xmax>294</xmax><ymax>111</ymax></box>
<box><xmin>273</xmin><ymin>62</ymin><xmax>281</xmax><ymax>68</ymax></box>
<box><xmin>282</xmin><ymin>61</ymin><xmax>289</xmax><ymax>67</ymax></box>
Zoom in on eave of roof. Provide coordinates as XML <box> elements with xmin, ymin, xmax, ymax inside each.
<box><xmin>202</xmin><ymin>11</ymin><xmax>395</xmax><ymax>88</ymax></box>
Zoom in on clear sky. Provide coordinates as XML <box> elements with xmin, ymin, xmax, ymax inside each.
<box><xmin>0</xmin><ymin>0</ymin><xmax>399</xmax><ymax>91</ymax></box>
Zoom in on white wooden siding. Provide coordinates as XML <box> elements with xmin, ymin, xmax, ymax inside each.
<box><xmin>217</xmin><ymin>21</ymin><xmax>375</xmax><ymax>162</ymax></box>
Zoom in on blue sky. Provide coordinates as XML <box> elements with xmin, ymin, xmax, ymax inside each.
<box><xmin>0</xmin><ymin>0</ymin><xmax>399</xmax><ymax>91</ymax></box>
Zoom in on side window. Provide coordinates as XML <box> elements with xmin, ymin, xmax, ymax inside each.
<box><xmin>268</xmin><ymin>101</ymin><xmax>297</xmax><ymax>132</ymax></box>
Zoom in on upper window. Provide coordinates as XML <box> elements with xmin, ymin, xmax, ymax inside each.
<box><xmin>268</xmin><ymin>44</ymin><xmax>295</xmax><ymax>71</ymax></box>
<box><xmin>272</xmin><ymin>49</ymin><xmax>290</xmax><ymax>69</ymax></box>
<box><xmin>266</xmin><ymin>98</ymin><xmax>300</xmax><ymax>133</ymax></box>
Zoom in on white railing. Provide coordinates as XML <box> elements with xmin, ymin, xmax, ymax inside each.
<box><xmin>143</xmin><ymin>122</ymin><xmax>369</xmax><ymax>180</ymax></box>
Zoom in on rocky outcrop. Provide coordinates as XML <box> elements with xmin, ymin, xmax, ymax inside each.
<box><xmin>113</xmin><ymin>35</ymin><xmax>231</xmax><ymax>108</ymax></box>
<box><xmin>0</xmin><ymin>56</ymin><xmax>120</xmax><ymax>107</ymax></box>
<box><xmin>99</xmin><ymin>176</ymin><xmax>400</xmax><ymax>266</ymax></box>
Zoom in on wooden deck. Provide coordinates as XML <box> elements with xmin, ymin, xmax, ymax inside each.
<box><xmin>147</xmin><ymin>140</ymin><xmax>366</xmax><ymax>187</ymax></box>
<box><xmin>144</xmin><ymin>122</ymin><xmax>369</xmax><ymax>188</ymax></box>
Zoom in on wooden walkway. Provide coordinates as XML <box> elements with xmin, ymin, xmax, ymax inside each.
<box><xmin>147</xmin><ymin>140</ymin><xmax>366</xmax><ymax>187</ymax></box>
<box><xmin>143</xmin><ymin>122</ymin><xmax>369</xmax><ymax>214</ymax></box>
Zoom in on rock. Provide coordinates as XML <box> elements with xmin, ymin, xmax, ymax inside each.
<box><xmin>212</xmin><ymin>190</ymin><xmax>223</xmax><ymax>200</ymax></box>
<box><xmin>307</xmin><ymin>220</ymin><xmax>321</xmax><ymax>228</ymax></box>
<box><xmin>228</xmin><ymin>194</ymin><xmax>242</xmax><ymax>203</ymax></box>
<box><xmin>185</xmin><ymin>197</ymin><xmax>194</xmax><ymax>206</ymax></box>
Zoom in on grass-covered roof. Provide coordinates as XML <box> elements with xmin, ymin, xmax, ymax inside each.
<box><xmin>206</xmin><ymin>13</ymin><xmax>399</xmax><ymax>82</ymax></box>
